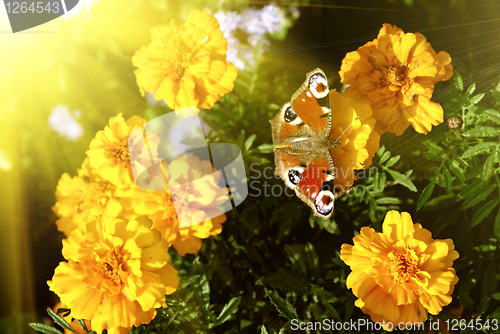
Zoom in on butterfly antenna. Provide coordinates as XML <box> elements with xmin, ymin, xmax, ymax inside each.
<box><xmin>335</xmin><ymin>115</ymin><xmax>360</xmax><ymax>141</ymax></box>
<box><xmin>333</xmin><ymin>116</ymin><xmax>365</xmax><ymax>167</ymax></box>
<box><xmin>339</xmin><ymin>148</ymin><xmax>366</xmax><ymax>167</ymax></box>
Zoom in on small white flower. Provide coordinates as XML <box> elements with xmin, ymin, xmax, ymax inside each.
<box><xmin>214</xmin><ymin>10</ymin><xmax>241</xmax><ymax>35</ymax></box>
<box><xmin>214</xmin><ymin>5</ymin><xmax>297</xmax><ymax>71</ymax></box>
<box><xmin>260</xmin><ymin>4</ymin><xmax>286</xmax><ymax>34</ymax></box>
<box><xmin>48</xmin><ymin>105</ymin><xmax>84</xmax><ymax>141</ymax></box>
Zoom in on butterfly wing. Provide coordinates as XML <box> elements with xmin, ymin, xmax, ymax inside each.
<box><xmin>270</xmin><ymin>68</ymin><xmax>331</xmax><ymax>147</ymax></box>
<box><xmin>270</xmin><ymin>68</ymin><xmax>336</xmax><ymax>219</ymax></box>
<box><xmin>274</xmin><ymin>147</ymin><xmax>335</xmax><ymax>218</ymax></box>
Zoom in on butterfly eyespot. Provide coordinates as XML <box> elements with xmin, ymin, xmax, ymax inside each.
<box><xmin>315</xmin><ymin>191</ymin><xmax>334</xmax><ymax>216</ymax></box>
<box><xmin>288</xmin><ymin>169</ymin><xmax>302</xmax><ymax>185</ymax></box>
<box><xmin>309</xmin><ymin>73</ymin><xmax>329</xmax><ymax>99</ymax></box>
<box><xmin>284</xmin><ymin>107</ymin><xmax>297</xmax><ymax>122</ymax></box>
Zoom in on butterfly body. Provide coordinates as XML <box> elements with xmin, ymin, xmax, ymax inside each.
<box><xmin>270</xmin><ymin>69</ymin><xmax>338</xmax><ymax>219</ymax></box>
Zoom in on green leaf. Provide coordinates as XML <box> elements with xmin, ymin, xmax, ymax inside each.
<box><xmin>379</xmin><ymin>169</ymin><xmax>387</xmax><ymax>192</ymax></box>
<box><xmin>385</xmin><ymin>169</ymin><xmax>417</xmax><ymax>192</ymax></box>
<box><xmin>55</xmin><ymin>308</ymin><xmax>70</xmax><ymax>318</ymax></box>
<box><xmin>236</xmin><ymin>129</ymin><xmax>246</xmax><ymax>148</ymax></box>
<box><xmin>492</xmin><ymin>293</ymin><xmax>500</xmax><ymax>301</ymax></box>
<box><xmin>470</xmin><ymin>93</ymin><xmax>485</xmax><ymax>105</ymax></box>
<box><xmin>29</xmin><ymin>324</ymin><xmax>64</xmax><ymax>334</ymax></box>
<box><xmin>483</xmin><ymin>108</ymin><xmax>500</xmax><ymax>124</ymax></box>
<box><xmin>304</xmin><ymin>242</ymin><xmax>319</xmax><ymax>279</ymax></box>
<box><xmin>375</xmin><ymin>197</ymin><xmax>401</xmax><ymax>205</ymax></box>
<box><xmin>252</xmin><ymin>143</ymin><xmax>274</xmax><ymax>154</ymax></box>
<box><xmin>449</xmin><ymin>160</ymin><xmax>466</xmax><ymax>182</ymax></box>
<box><xmin>372</xmin><ymin>169</ymin><xmax>380</xmax><ymax>192</ymax></box>
<box><xmin>442</xmin><ymin>167</ymin><xmax>452</xmax><ymax>194</ymax></box>
<box><xmin>454</xmin><ymin>72</ymin><xmax>463</xmax><ymax>91</ymax></box>
<box><xmin>76</xmin><ymin>320</ymin><xmax>88</xmax><ymax>333</ymax></box>
<box><xmin>425</xmin><ymin>141</ymin><xmax>444</xmax><ymax>153</ymax></box>
<box><xmin>319</xmin><ymin>297</ymin><xmax>342</xmax><ymax>322</ymax></box>
<box><xmin>471</xmin><ymin>199</ymin><xmax>499</xmax><ymax>227</ymax></box>
<box><xmin>462</xmin><ymin>184</ymin><xmax>494</xmax><ymax>209</ymax></box>
<box><xmin>345</xmin><ymin>300</ymin><xmax>355</xmax><ymax>321</ymax></box>
<box><xmin>210</xmin><ymin>297</ymin><xmax>241</xmax><ymax>327</ymax></box>
<box><xmin>193</xmin><ymin>273</ymin><xmax>211</xmax><ymax>322</ymax></box>
<box><xmin>483</xmin><ymin>149</ymin><xmax>496</xmax><ymax>180</ymax></box>
<box><xmin>265</xmin><ymin>289</ymin><xmax>298</xmax><ymax>320</ymax></box>
<box><xmin>284</xmin><ymin>244</ymin><xmax>307</xmax><ymax>276</ymax></box>
<box><xmin>494</xmin><ymin>206</ymin><xmax>500</xmax><ymax>239</ymax></box>
<box><xmin>491</xmin><ymin>90</ymin><xmax>500</xmax><ymax>104</ymax></box>
<box><xmin>417</xmin><ymin>179</ymin><xmax>436</xmax><ymax>210</ymax></box>
<box><xmin>266</xmin><ymin>103</ymin><xmax>280</xmax><ymax>111</ymax></box>
<box><xmin>377</xmin><ymin>145</ymin><xmax>386</xmax><ymax>158</ymax></box>
<box><xmin>463</xmin><ymin>126</ymin><xmax>500</xmax><ymax>137</ymax></box>
<box><xmin>278</xmin><ymin>321</ymin><xmax>292</xmax><ymax>334</ymax></box>
<box><xmin>313</xmin><ymin>216</ymin><xmax>339</xmax><ymax>235</ymax></box>
<box><xmin>261</xmin><ymin>325</ymin><xmax>269</xmax><ymax>334</ymax></box>
<box><xmin>385</xmin><ymin>155</ymin><xmax>400</xmax><ymax>168</ymax></box>
<box><xmin>380</xmin><ymin>151</ymin><xmax>391</xmax><ymax>164</ymax></box>
<box><xmin>47</xmin><ymin>307</ymin><xmax>77</xmax><ymax>333</ymax></box>
<box><xmin>244</xmin><ymin>134</ymin><xmax>257</xmax><ymax>151</ymax></box>
<box><xmin>467</xmin><ymin>82</ymin><xmax>476</xmax><ymax>95</ymax></box>
<box><xmin>462</xmin><ymin>142</ymin><xmax>499</xmax><ymax>159</ymax></box>
<box><xmin>458</xmin><ymin>290</ymin><xmax>474</xmax><ymax>310</ymax></box>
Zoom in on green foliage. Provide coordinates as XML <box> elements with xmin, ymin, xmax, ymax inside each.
<box><xmin>29</xmin><ymin>307</ymin><xmax>91</xmax><ymax>334</ymax></box>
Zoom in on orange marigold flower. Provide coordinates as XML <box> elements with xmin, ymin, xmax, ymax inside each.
<box><xmin>132</xmin><ymin>9</ymin><xmax>238</xmax><ymax>117</ymax></box>
<box><xmin>340</xmin><ymin>211</ymin><xmax>459</xmax><ymax>331</ymax></box>
<box><xmin>129</xmin><ymin>154</ymin><xmax>227</xmax><ymax>256</ymax></box>
<box><xmin>339</xmin><ymin>24</ymin><xmax>453</xmax><ymax>136</ymax></box>
<box><xmin>48</xmin><ymin>215</ymin><xmax>179</xmax><ymax>334</ymax></box>
<box><xmin>52</xmin><ymin>158</ymin><xmax>130</xmax><ymax>236</ymax></box>
<box><xmin>329</xmin><ymin>90</ymin><xmax>380</xmax><ymax>190</ymax></box>
<box><xmin>86</xmin><ymin>113</ymin><xmax>159</xmax><ymax>186</ymax></box>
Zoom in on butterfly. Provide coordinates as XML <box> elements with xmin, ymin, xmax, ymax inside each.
<box><xmin>270</xmin><ymin>68</ymin><xmax>340</xmax><ymax>220</ymax></box>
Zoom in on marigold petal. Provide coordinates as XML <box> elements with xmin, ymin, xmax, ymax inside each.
<box><xmin>173</xmin><ymin>233</ymin><xmax>202</xmax><ymax>256</ymax></box>
<box><xmin>141</xmin><ymin>239</ymin><xmax>170</xmax><ymax>271</ymax></box>
<box><xmin>347</xmin><ymin>271</ymin><xmax>378</xmax><ymax>297</ymax></box>
<box><xmin>383</xmin><ymin>211</ymin><xmax>415</xmax><ymax>243</ymax></box>
<box><xmin>155</xmin><ymin>264</ymin><xmax>180</xmax><ymax>295</ymax></box>
<box><xmin>340</xmin><ymin>51</ymin><xmax>373</xmax><ymax>84</ymax></box>
<box><xmin>426</xmin><ymin>270</ymin><xmax>457</xmax><ymax>296</ymax></box>
<box><xmin>396</xmin><ymin>33</ymin><xmax>416</xmax><ymax>64</ymax></box>
<box><xmin>363</xmin><ymin>286</ymin><xmax>401</xmax><ymax>322</ymax></box>
<box><xmin>409</xmin><ymin>52</ymin><xmax>439</xmax><ymax>78</ymax></box>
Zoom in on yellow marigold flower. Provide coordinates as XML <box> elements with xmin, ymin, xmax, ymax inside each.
<box><xmin>329</xmin><ymin>90</ymin><xmax>380</xmax><ymax>190</ymax></box>
<box><xmin>86</xmin><ymin>113</ymin><xmax>159</xmax><ymax>186</ymax></box>
<box><xmin>132</xmin><ymin>9</ymin><xmax>238</xmax><ymax>117</ymax></box>
<box><xmin>339</xmin><ymin>24</ymin><xmax>453</xmax><ymax>136</ymax></box>
<box><xmin>48</xmin><ymin>215</ymin><xmax>179</xmax><ymax>334</ymax></box>
<box><xmin>52</xmin><ymin>158</ymin><xmax>130</xmax><ymax>236</ymax></box>
<box><xmin>53</xmin><ymin>302</ymin><xmax>91</xmax><ymax>334</ymax></box>
<box><xmin>129</xmin><ymin>154</ymin><xmax>227</xmax><ymax>256</ymax></box>
<box><xmin>340</xmin><ymin>211</ymin><xmax>459</xmax><ymax>331</ymax></box>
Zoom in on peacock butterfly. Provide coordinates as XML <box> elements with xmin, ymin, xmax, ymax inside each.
<box><xmin>270</xmin><ymin>68</ymin><xmax>340</xmax><ymax>220</ymax></box>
